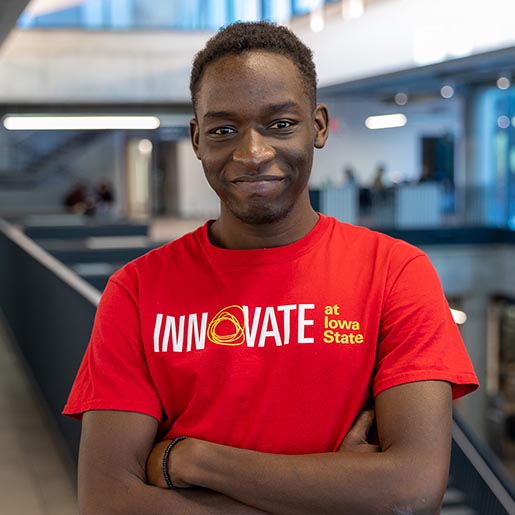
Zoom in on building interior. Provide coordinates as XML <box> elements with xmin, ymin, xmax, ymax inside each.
<box><xmin>0</xmin><ymin>1</ymin><xmax>515</xmax><ymax>514</ymax></box>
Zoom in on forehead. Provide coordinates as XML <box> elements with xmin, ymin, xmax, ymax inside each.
<box><xmin>196</xmin><ymin>50</ymin><xmax>311</xmax><ymax>115</ymax></box>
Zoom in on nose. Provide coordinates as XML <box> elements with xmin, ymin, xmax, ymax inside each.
<box><xmin>232</xmin><ymin>129</ymin><xmax>275</xmax><ymax>170</ymax></box>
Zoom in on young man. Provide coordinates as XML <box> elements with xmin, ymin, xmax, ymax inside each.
<box><xmin>64</xmin><ymin>21</ymin><xmax>478</xmax><ymax>514</ymax></box>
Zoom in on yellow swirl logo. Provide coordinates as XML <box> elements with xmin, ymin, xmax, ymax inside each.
<box><xmin>207</xmin><ymin>305</ymin><xmax>246</xmax><ymax>346</ymax></box>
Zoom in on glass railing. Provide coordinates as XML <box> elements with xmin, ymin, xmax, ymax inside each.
<box><xmin>0</xmin><ymin>218</ymin><xmax>101</xmax><ymax>459</ymax></box>
<box><xmin>310</xmin><ymin>182</ymin><xmax>515</xmax><ymax>232</ymax></box>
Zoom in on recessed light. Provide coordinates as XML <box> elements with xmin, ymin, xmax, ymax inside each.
<box><xmin>497</xmin><ymin>76</ymin><xmax>511</xmax><ymax>90</ymax></box>
<box><xmin>394</xmin><ymin>92</ymin><xmax>408</xmax><ymax>106</ymax></box>
<box><xmin>440</xmin><ymin>85</ymin><xmax>455</xmax><ymax>99</ymax></box>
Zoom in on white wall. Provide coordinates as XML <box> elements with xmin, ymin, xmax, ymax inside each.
<box><xmin>311</xmin><ymin>96</ymin><xmax>463</xmax><ymax>187</ymax></box>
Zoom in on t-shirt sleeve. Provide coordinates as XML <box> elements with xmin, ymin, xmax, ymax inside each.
<box><xmin>372</xmin><ymin>247</ymin><xmax>479</xmax><ymax>400</ymax></box>
<box><xmin>63</xmin><ymin>267</ymin><xmax>162</xmax><ymax>420</ymax></box>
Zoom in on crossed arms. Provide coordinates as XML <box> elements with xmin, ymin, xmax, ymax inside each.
<box><xmin>77</xmin><ymin>380</ymin><xmax>452</xmax><ymax>515</ymax></box>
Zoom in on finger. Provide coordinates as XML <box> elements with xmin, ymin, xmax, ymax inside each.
<box><xmin>339</xmin><ymin>409</ymin><xmax>376</xmax><ymax>450</ymax></box>
<box><xmin>349</xmin><ymin>409</ymin><xmax>376</xmax><ymax>440</ymax></box>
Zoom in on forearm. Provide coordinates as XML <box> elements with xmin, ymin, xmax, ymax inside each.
<box><xmin>180</xmin><ymin>442</ymin><xmax>441</xmax><ymax>515</ymax></box>
<box><xmin>79</xmin><ymin>476</ymin><xmax>271</xmax><ymax>515</ymax></box>
<box><xmin>77</xmin><ymin>410</ymin><xmax>270</xmax><ymax>515</ymax></box>
<box><xmin>148</xmin><ymin>382</ymin><xmax>451</xmax><ymax>515</ymax></box>
<box><xmin>160</xmin><ymin>382</ymin><xmax>453</xmax><ymax>515</ymax></box>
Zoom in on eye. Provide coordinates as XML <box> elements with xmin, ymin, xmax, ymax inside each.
<box><xmin>269</xmin><ymin>120</ymin><xmax>295</xmax><ymax>130</ymax></box>
<box><xmin>212</xmin><ymin>126</ymin><xmax>236</xmax><ymax>135</ymax></box>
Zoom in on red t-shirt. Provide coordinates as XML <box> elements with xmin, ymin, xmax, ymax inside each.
<box><xmin>63</xmin><ymin>215</ymin><xmax>478</xmax><ymax>454</ymax></box>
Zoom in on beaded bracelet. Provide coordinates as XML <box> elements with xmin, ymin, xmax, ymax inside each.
<box><xmin>162</xmin><ymin>436</ymin><xmax>188</xmax><ymax>489</ymax></box>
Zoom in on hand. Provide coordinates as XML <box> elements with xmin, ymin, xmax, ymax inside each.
<box><xmin>146</xmin><ymin>438</ymin><xmax>192</xmax><ymax>489</ymax></box>
<box><xmin>338</xmin><ymin>409</ymin><xmax>380</xmax><ymax>453</ymax></box>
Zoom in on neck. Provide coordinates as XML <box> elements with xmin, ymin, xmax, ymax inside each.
<box><xmin>209</xmin><ymin>206</ymin><xmax>319</xmax><ymax>250</ymax></box>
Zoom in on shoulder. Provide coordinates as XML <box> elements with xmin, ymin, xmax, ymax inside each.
<box><xmin>324</xmin><ymin>216</ymin><xmax>425</xmax><ymax>265</ymax></box>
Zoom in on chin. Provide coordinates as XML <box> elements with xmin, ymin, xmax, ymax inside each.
<box><xmin>231</xmin><ymin>204</ymin><xmax>290</xmax><ymax>225</ymax></box>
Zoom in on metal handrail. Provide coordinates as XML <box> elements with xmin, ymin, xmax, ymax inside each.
<box><xmin>0</xmin><ymin>218</ymin><xmax>101</xmax><ymax>306</ymax></box>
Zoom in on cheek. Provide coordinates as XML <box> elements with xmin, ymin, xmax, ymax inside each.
<box><xmin>199</xmin><ymin>143</ymin><xmax>231</xmax><ymax>172</ymax></box>
<box><xmin>286</xmin><ymin>146</ymin><xmax>313</xmax><ymax>174</ymax></box>
<box><xmin>202</xmin><ymin>163</ymin><xmax>218</xmax><ymax>186</ymax></box>
<box><xmin>201</xmin><ymin>160</ymin><xmax>228</xmax><ymax>195</ymax></box>
<box><xmin>199</xmin><ymin>151</ymin><xmax>220</xmax><ymax>174</ymax></box>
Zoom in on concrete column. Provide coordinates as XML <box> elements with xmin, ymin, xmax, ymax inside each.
<box><xmin>176</xmin><ymin>139</ymin><xmax>219</xmax><ymax>218</ymax></box>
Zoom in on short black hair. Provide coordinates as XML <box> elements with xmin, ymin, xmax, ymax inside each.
<box><xmin>190</xmin><ymin>21</ymin><xmax>317</xmax><ymax>111</ymax></box>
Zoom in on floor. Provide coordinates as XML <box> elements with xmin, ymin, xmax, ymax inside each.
<box><xmin>0</xmin><ymin>318</ymin><xmax>78</xmax><ymax>515</ymax></box>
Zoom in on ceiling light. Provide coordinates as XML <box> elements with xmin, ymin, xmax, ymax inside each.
<box><xmin>394</xmin><ymin>92</ymin><xmax>409</xmax><ymax>106</ymax></box>
<box><xmin>138</xmin><ymin>139</ymin><xmax>153</xmax><ymax>154</ymax></box>
<box><xmin>450</xmin><ymin>308</ymin><xmax>467</xmax><ymax>325</ymax></box>
<box><xmin>497</xmin><ymin>76</ymin><xmax>511</xmax><ymax>90</ymax></box>
<box><xmin>440</xmin><ymin>85</ymin><xmax>455</xmax><ymax>99</ymax></box>
<box><xmin>365</xmin><ymin>114</ymin><xmax>407</xmax><ymax>130</ymax></box>
<box><xmin>498</xmin><ymin>115</ymin><xmax>510</xmax><ymax>129</ymax></box>
<box><xmin>2</xmin><ymin>115</ymin><xmax>161</xmax><ymax>131</ymax></box>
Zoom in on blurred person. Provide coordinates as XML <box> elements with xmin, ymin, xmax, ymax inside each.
<box><xmin>64</xmin><ymin>21</ymin><xmax>478</xmax><ymax>515</ymax></box>
<box><xmin>94</xmin><ymin>180</ymin><xmax>115</xmax><ymax>219</ymax></box>
<box><xmin>372</xmin><ymin>162</ymin><xmax>387</xmax><ymax>190</ymax></box>
<box><xmin>63</xmin><ymin>181</ymin><xmax>95</xmax><ymax>217</ymax></box>
<box><xmin>95</xmin><ymin>180</ymin><xmax>115</xmax><ymax>204</ymax></box>
<box><xmin>342</xmin><ymin>164</ymin><xmax>358</xmax><ymax>187</ymax></box>
<box><xmin>370</xmin><ymin>162</ymin><xmax>391</xmax><ymax>215</ymax></box>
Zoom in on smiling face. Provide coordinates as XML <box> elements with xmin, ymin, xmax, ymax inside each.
<box><xmin>190</xmin><ymin>50</ymin><xmax>329</xmax><ymax>241</ymax></box>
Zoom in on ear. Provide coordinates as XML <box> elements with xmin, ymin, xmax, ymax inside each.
<box><xmin>313</xmin><ymin>103</ymin><xmax>330</xmax><ymax>149</ymax></box>
<box><xmin>189</xmin><ymin>117</ymin><xmax>201</xmax><ymax>159</ymax></box>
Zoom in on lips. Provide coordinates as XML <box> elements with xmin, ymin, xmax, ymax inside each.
<box><xmin>232</xmin><ymin>174</ymin><xmax>284</xmax><ymax>182</ymax></box>
<box><xmin>231</xmin><ymin>175</ymin><xmax>285</xmax><ymax>195</ymax></box>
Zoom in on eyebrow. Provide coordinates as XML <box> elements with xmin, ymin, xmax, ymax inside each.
<box><xmin>203</xmin><ymin>110</ymin><xmax>235</xmax><ymax>120</ymax></box>
<box><xmin>203</xmin><ymin>101</ymin><xmax>302</xmax><ymax>121</ymax></box>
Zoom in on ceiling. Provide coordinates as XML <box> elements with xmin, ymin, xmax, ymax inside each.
<box><xmin>319</xmin><ymin>44</ymin><xmax>515</xmax><ymax>103</ymax></box>
<box><xmin>2</xmin><ymin>1</ymin><xmax>515</xmax><ymax>107</ymax></box>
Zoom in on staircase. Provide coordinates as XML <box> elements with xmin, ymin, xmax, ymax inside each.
<box><xmin>449</xmin><ymin>413</ymin><xmax>515</xmax><ymax>515</ymax></box>
<box><xmin>0</xmin><ymin>130</ymin><xmax>103</xmax><ymax>187</ymax></box>
<box><xmin>442</xmin><ymin>481</ymin><xmax>477</xmax><ymax>514</ymax></box>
